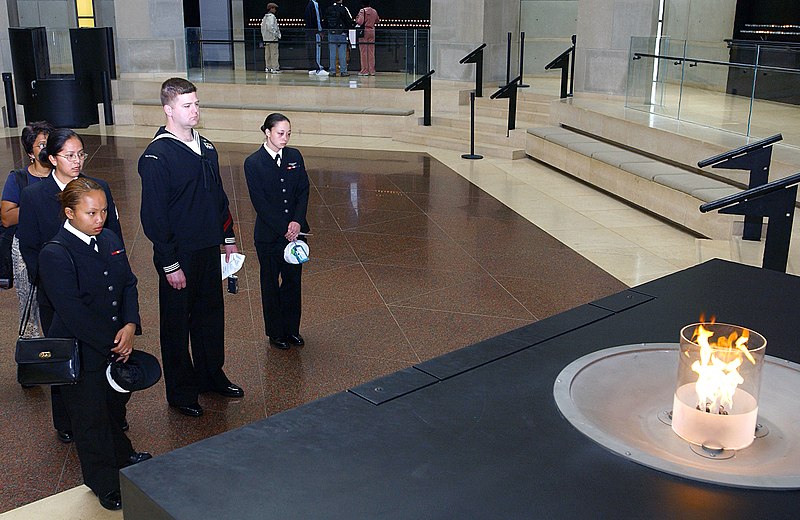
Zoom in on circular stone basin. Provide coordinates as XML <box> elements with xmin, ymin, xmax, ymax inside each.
<box><xmin>553</xmin><ymin>343</ymin><xmax>800</xmax><ymax>489</ymax></box>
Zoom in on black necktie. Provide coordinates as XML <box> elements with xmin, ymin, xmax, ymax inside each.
<box><xmin>89</xmin><ymin>237</ymin><xmax>98</xmax><ymax>252</ymax></box>
<box><xmin>274</xmin><ymin>153</ymin><xmax>281</xmax><ymax>167</ymax></box>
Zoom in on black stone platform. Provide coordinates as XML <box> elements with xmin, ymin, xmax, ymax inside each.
<box><xmin>121</xmin><ymin>259</ymin><xmax>800</xmax><ymax>519</ymax></box>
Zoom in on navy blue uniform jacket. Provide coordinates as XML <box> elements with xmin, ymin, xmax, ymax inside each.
<box><xmin>138</xmin><ymin>128</ymin><xmax>235</xmax><ymax>273</ymax></box>
<box><xmin>39</xmin><ymin>227</ymin><xmax>140</xmax><ymax>372</ymax></box>
<box><xmin>17</xmin><ymin>173</ymin><xmax>122</xmax><ymax>282</ymax></box>
<box><xmin>243</xmin><ymin>146</ymin><xmax>310</xmax><ymax>246</ymax></box>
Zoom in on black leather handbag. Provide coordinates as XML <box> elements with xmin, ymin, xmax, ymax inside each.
<box><xmin>15</xmin><ymin>240</ymin><xmax>81</xmax><ymax>385</ymax></box>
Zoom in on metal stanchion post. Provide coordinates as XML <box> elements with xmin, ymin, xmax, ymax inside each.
<box><xmin>2</xmin><ymin>73</ymin><xmax>18</xmax><ymax>128</ymax></box>
<box><xmin>518</xmin><ymin>32</ymin><xmax>530</xmax><ymax>88</ymax></box>
<box><xmin>101</xmin><ymin>70</ymin><xmax>114</xmax><ymax>125</ymax></box>
<box><xmin>461</xmin><ymin>92</ymin><xmax>483</xmax><ymax>160</ymax></box>
<box><xmin>505</xmin><ymin>32</ymin><xmax>512</xmax><ymax>85</ymax></box>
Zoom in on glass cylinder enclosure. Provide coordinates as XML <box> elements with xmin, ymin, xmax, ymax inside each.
<box><xmin>671</xmin><ymin>322</ymin><xmax>766</xmax><ymax>450</ymax></box>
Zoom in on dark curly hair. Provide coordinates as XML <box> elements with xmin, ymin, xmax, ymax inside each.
<box><xmin>21</xmin><ymin>121</ymin><xmax>54</xmax><ymax>157</ymax></box>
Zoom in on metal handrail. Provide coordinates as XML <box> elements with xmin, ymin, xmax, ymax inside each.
<box><xmin>544</xmin><ymin>36</ymin><xmax>576</xmax><ymax>99</ymax></box>
<box><xmin>545</xmin><ymin>46</ymin><xmax>573</xmax><ymax>71</ymax></box>
<box><xmin>459</xmin><ymin>44</ymin><xmax>486</xmax><ymax>64</ymax></box>
<box><xmin>700</xmin><ymin>171</ymin><xmax>800</xmax><ymax>213</ymax></box>
<box><xmin>697</xmin><ymin>134</ymin><xmax>783</xmax><ymax>168</ymax></box>
<box><xmin>632</xmin><ymin>52</ymin><xmax>800</xmax><ymax>75</ymax></box>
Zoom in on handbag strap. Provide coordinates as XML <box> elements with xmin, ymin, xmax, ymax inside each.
<box><xmin>20</xmin><ymin>239</ymin><xmax>79</xmax><ymax>336</ymax></box>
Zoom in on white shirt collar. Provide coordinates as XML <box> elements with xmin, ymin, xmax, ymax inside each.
<box><xmin>263</xmin><ymin>143</ymin><xmax>281</xmax><ymax>162</ymax></box>
<box><xmin>52</xmin><ymin>171</ymin><xmax>69</xmax><ymax>191</ymax></box>
<box><xmin>63</xmin><ymin>220</ymin><xmax>94</xmax><ymax>246</ymax></box>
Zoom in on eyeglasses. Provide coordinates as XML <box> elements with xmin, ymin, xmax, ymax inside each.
<box><xmin>56</xmin><ymin>152</ymin><xmax>89</xmax><ymax>162</ymax></box>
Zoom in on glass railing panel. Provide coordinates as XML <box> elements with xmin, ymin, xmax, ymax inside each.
<box><xmin>672</xmin><ymin>41</ymin><xmax>751</xmax><ymax>135</ymax></box>
<box><xmin>656</xmin><ymin>37</ymin><xmax>686</xmax><ymax>118</ymax></box>
<box><xmin>748</xmin><ymin>46</ymin><xmax>800</xmax><ymax>148</ymax></box>
<box><xmin>673</xmin><ymin>59</ymin><xmax>751</xmax><ymax>137</ymax></box>
<box><xmin>626</xmin><ymin>38</ymin><xmax>800</xmax><ymax>147</ymax></box>
<box><xmin>625</xmin><ymin>37</ymin><xmax>654</xmax><ymax>110</ymax></box>
<box><xmin>625</xmin><ymin>36</ymin><xmax>681</xmax><ymax>118</ymax></box>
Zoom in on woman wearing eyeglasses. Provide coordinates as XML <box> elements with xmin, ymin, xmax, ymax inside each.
<box><xmin>1</xmin><ymin>121</ymin><xmax>54</xmax><ymax>342</ymax></box>
<box><xmin>16</xmin><ymin>127</ymin><xmax>123</xmax><ymax>445</ymax></box>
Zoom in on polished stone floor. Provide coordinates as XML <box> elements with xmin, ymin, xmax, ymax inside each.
<box><xmin>0</xmin><ymin>135</ymin><xmax>626</xmax><ymax>514</ymax></box>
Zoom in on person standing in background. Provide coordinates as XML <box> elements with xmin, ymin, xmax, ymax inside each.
<box><xmin>325</xmin><ymin>0</ymin><xmax>353</xmax><ymax>77</ymax></box>
<box><xmin>356</xmin><ymin>0</ymin><xmax>380</xmax><ymax>76</ymax></box>
<box><xmin>1</xmin><ymin>121</ymin><xmax>54</xmax><ymax>341</ymax></box>
<box><xmin>138</xmin><ymin>78</ymin><xmax>244</xmax><ymax>419</ymax></box>
<box><xmin>261</xmin><ymin>3</ymin><xmax>282</xmax><ymax>73</ymax></box>
<box><xmin>304</xmin><ymin>0</ymin><xmax>328</xmax><ymax>76</ymax></box>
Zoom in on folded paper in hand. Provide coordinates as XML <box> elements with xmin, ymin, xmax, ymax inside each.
<box><xmin>221</xmin><ymin>253</ymin><xmax>245</xmax><ymax>279</ymax></box>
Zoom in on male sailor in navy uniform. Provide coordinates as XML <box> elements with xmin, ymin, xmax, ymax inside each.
<box><xmin>244</xmin><ymin>113</ymin><xmax>310</xmax><ymax>351</ymax></box>
<box><xmin>137</xmin><ymin>78</ymin><xmax>244</xmax><ymax>418</ymax></box>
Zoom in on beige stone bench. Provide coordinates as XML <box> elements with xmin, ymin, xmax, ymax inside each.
<box><xmin>526</xmin><ymin>126</ymin><xmax>742</xmax><ymax>239</ymax></box>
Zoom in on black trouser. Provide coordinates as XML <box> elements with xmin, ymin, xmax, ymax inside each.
<box><xmin>305</xmin><ymin>29</ymin><xmax>322</xmax><ymax>71</ymax></box>
<box><xmin>60</xmin><ymin>367</ymin><xmax>133</xmax><ymax>496</ymax></box>
<box><xmin>39</xmin><ymin>297</ymin><xmax>72</xmax><ymax>433</ymax></box>
<box><xmin>256</xmin><ymin>241</ymin><xmax>303</xmax><ymax>339</ymax></box>
<box><xmin>156</xmin><ymin>246</ymin><xmax>229</xmax><ymax>406</ymax></box>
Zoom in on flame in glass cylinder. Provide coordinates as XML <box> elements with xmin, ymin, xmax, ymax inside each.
<box><xmin>690</xmin><ymin>324</ymin><xmax>755</xmax><ymax>415</ymax></box>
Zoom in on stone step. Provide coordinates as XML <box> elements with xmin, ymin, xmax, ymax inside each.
<box><xmin>394</xmin><ymin>129</ymin><xmax>525</xmax><ymax>159</ymax></box>
<box><xmin>474</xmin><ymin>97</ymin><xmax>551</xmax><ymax>112</ymax></box>
<box><xmin>429</xmin><ymin>114</ymin><xmax>527</xmax><ymax>134</ymax></box>
<box><xmin>461</xmin><ymin>88</ymin><xmax>558</xmax><ymax>105</ymax></box>
<box><xmin>466</xmin><ymin>105</ymin><xmax>550</xmax><ymax>125</ymax></box>
<box><xmin>469</xmin><ymin>99</ymin><xmax>550</xmax><ymax>114</ymax></box>
<box><xmin>403</xmin><ymin>123</ymin><xmax>526</xmax><ymax>148</ymax></box>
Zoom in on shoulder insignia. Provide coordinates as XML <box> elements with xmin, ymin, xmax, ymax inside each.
<box><xmin>144</xmin><ymin>154</ymin><xmax>159</xmax><ymax>160</ymax></box>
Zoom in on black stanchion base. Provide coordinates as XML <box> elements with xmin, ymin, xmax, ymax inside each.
<box><xmin>518</xmin><ymin>83</ymin><xmax>530</xmax><ymax>88</ymax></box>
<box><xmin>461</xmin><ymin>154</ymin><xmax>484</xmax><ymax>160</ymax></box>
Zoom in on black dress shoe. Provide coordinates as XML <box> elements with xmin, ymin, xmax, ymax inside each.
<box><xmin>171</xmin><ymin>403</ymin><xmax>203</xmax><ymax>417</ymax></box>
<box><xmin>122</xmin><ymin>419</ymin><xmax>129</xmax><ymax>432</ymax></box>
<box><xmin>269</xmin><ymin>336</ymin><xmax>290</xmax><ymax>350</ymax></box>
<box><xmin>126</xmin><ymin>451</ymin><xmax>152</xmax><ymax>466</ymax></box>
<box><xmin>57</xmin><ymin>430</ymin><xmax>73</xmax><ymax>443</ymax></box>
<box><xmin>98</xmin><ymin>490</ymin><xmax>122</xmax><ymax>511</ymax></box>
<box><xmin>215</xmin><ymin>383</ymin><xmax>244</xmax><ymax>398</ymax></box>
<box><xmin>287</xmin><ymin>333</ymin><xmax>305</xmax><ymax>346</ymax></box>
<box><xmin>21</xmin><ymin>383</ymin><xmax>36</xmax><ymax>389</ymax></box>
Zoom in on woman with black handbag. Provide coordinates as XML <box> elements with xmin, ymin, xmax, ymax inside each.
<box><xmin>17</xmin><ymin>127</ymin><xmax>124</xmax><ymax>444</ymax></box>
<box><xmin>1</xmin><ymin>121</ymin><xmax>54</xmax><ymax>339</ymax></box>
<box><xmin>38</xmin><ymin>178</ymin><xmax>150</xmax><ymax>511</ymax></box>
